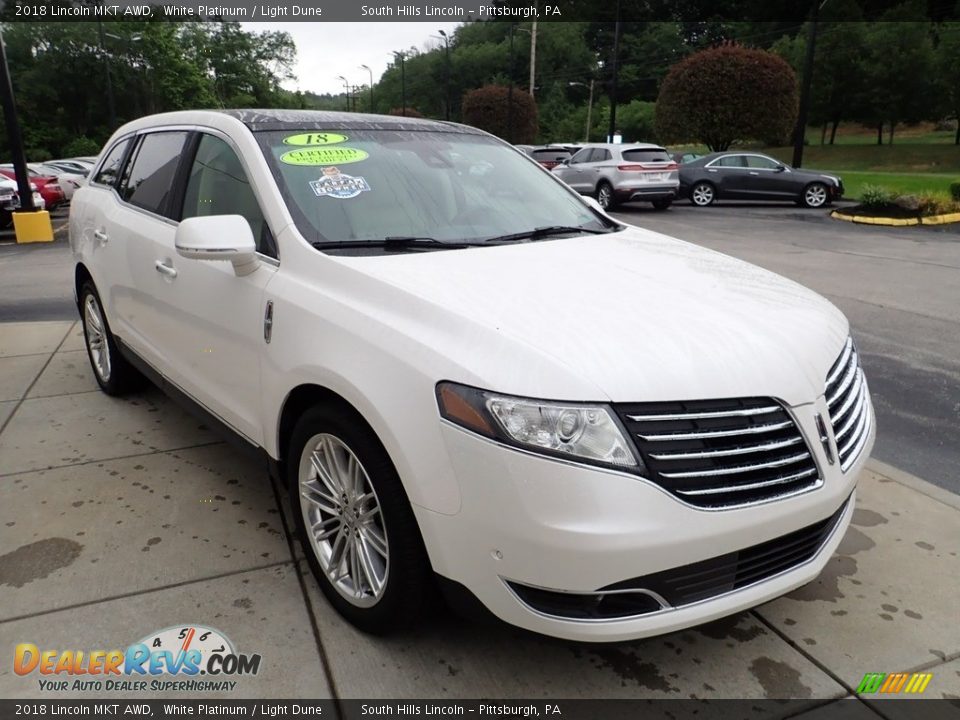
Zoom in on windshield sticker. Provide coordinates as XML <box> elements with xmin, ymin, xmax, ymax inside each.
<box><xmin>279</xmin><ymin>147</ymin><xmax>368</xmax><ymax>166</ymax></box>
<box><xmin>309</xmin><ymin>167</ymin><xmax>371</xmax><ymax>199</ymax></box>
<box><xmin>282</xmin><ymin>132</ymin><xmax>348</xmax><ymax>146</ymax></box>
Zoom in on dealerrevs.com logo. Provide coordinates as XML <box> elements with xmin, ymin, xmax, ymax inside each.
<box><xmin>14</xmin><ymin>625</ymin><xmax>261</xmax><ymax>692</ymax></box>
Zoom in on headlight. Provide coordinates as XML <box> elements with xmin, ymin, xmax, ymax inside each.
<box><xmin>436</xmin><ymin>381</ymin><xmax>644</xmax><ymax>473</ymax></box>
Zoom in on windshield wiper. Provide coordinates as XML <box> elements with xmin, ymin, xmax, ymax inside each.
<box><xmin>312</xmin><ymin>236</ymin><xmax>474</xmax><ymax>251</ymax></box>
<box><xmin>482</xmin><ymin>225</ymin><xmax>616</xmax><ymax>244</ymax></box>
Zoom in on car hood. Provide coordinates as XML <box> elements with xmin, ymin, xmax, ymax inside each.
<box><xmin>335</xmin><ymin>226</ymin><xmax>848</xmax><ymax>406</ymax></box>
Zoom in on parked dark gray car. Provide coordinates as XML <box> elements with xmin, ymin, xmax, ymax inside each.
<box><xmin>679</xmin><ymin>152</ymin><xmax>844</xmax><ymax>208</ymax></box>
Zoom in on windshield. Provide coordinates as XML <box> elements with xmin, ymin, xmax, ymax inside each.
<box><xmin>254</xmin><ymin>128</ymin><xmax>611</xmax><ymax>251</ymax></box>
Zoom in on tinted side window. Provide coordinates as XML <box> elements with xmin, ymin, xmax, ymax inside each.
<box><xmin>716</xmin><ymin>155</ymin><xmax>746</xmax><ymax>168</ymax></box>
<box><xmin>594</xmin><ymin>149</ymin><xmax>612</xmax><ymax>162</ymax></box>
<box><xmin>181</xmin><ymin>135</ymin><xmax>275</xmax><ymax>258</ymax></box>
<box><xmin>94</xmin><ymin>139</ymin><xmax>131</xmax><ymax>187</ymax></box>
<box><xmin>119</xmin><ymin>132</ymin><xmax>188</xmax><ymax>216</ymax></box>
<box><xmin>569</xmin><ymin>148</ymin><xmax>591</xmax><ymax>164</ymax></box>
<box><xmin>746</xmin><ymin>155</ymin><xmax>780</xmax><ymax>169</ymax></box>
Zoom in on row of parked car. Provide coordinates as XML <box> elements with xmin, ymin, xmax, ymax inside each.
<box><xmin>518</xmin><ymin>143</ymin><xmax>844</xmax><ymax>211</ymax></box>
<box><xmin>0</xmin><ymin>156</ymin><xmax>97</xmax><ymax>227</ymax></box>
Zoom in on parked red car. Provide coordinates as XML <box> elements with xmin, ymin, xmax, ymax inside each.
<box><xmin>0</xmin><ymin>168</ymin><xmax>65</xmax><ymax>209</ymax></box>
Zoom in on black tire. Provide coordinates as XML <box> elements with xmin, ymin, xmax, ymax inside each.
<box><xmin>595</xmin><ymin>180</ymin><xmax>616</xmax><ymax>210</ymax></box>
<box><xmin>802</xmin><ymin>182</ymin><xmax>830</xmax><ymax>208</ymax></box>
<box><xmin>287</xmin><ymin>403</ymin><xmax>431</xmax><ymax>635</ymax></box>
<box><xmin>651</xmin><ymin>198</ymin><xmax>672</xmax><ymax>211</ymax></box>
<box><xmin>79</xmin><ymin>282</ymin><xmax>145</xmax><ymax>396</ymax></box>
<box><xmin>690</xmin><ymin>181</ymin><xmax>716</xmax><ymax>207</ymax></box>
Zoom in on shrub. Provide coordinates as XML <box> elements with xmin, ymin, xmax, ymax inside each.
<box><xmin>917</xmin><ymin>192</ymin><xmax>960</xmax><ymax>216</ymax></box>
<box><xmin>860</xmin><ymin>185</ymin><xmax>895</xmax><ymax>207</ymax></box>
<box><xmin>655</xmin><ymin>44</ymin><xmax>798</xmax><ymax>151</ymax></box>
<box><xmin>950</xmin><ymin>182</ymin><xmax>960</xmax><ymax>202</ymax></box>
<box><xmin>461</xmin><ymin>85</ymin><xmax>538</xmax><ymax>145</ymax></box>
<box><xmin>388</xmin><ymin>107</ymin><xmax>424</xmax><ymax>118</ymax></box>
<box><xmin>62</xmin><ymin>136</ymin><xmax>101</xmax><ymax>158</ymax></box>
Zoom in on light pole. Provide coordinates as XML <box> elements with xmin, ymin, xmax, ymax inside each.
<box><xmin>507</xmin><ymin>24</ymin><xmax>515</xmax><ymax>143</ymax></box>
<box><xmin>359</xmin><ymin>64</ymin><xmax>374</xmax><ymax>112</ymax></box>
<box><xmin>0</xmin><ymin>30</ymin><xmax>34</xmax><ymax>213</ymax></box>
<box><xmin>96</xmin><ymin>19</ymin><xmax>117</xmax><ymax>129</ymax></box>
<box><xmin>570</xmin><ymin>80</ymin><xmax>595</xmax><ymax>142</ymax></box>
<box><xmin>391</xmin><ymin>52</ymin><xmax>406</xmax><ymax>116</ymax></box>
<box><xmin>607</xmin><ymin>0</ymin><xmax>622</xmax><ymax>143</ymax></box>
<box><xmin>337</xmin><ymin>75</ymin><xmax>350</xmax><ymax>111</ymax></box>
<box><xmin>434</xmin><ymin>30</ymin><xmax>451</xmax><ymax>121</ymax></box>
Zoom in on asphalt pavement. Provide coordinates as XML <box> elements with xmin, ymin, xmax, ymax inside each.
<box><xmin>612</xmin><ymin>201</ymin><xmax>960</xmax><ymax>495</ymax></box>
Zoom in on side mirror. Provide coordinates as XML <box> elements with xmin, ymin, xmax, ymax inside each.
<box><xmin>175</xmin><ymin>215</ymin><xmax>259</xmax><ymax>277</ymax></box>
<box><xmin>775</xmin><ymin>164</ymin><xmax>786</xmax><ymax>172</ymax></box>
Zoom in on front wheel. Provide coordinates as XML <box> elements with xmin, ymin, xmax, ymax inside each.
<box><xmin>802</xmin><ymin>182</ymin><xmax>829</xmax><ymax>208</ymax></box>
<box><xmin>690</xmin><ymin>182</ymin><xmax>716</xmax><ymax>207</ymax></box>
<box><xmin>595</xmin><ymin>181</ymin><xmax>616</xmax><ymax>210</ymax></box>
<box><xmin>651</xmin><ymin>198</ymin><xmax>672</xmax><ymax>211</ymax></box>
<box><xmin>289</xmin><ymin>404</ymin><xmax>431</xmax><ymax>634</ymax></box>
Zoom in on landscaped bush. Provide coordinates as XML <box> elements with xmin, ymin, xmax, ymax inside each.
<box><xmin>916</xmin><ymin>193</ymin><xmax>957</xmax><ymax>216</ymax></box>
<box><xmin>950</xmin><ymin>182</ymin><xmax>960</xmax><ymax>201</ymax></box>
<box><xmin>860</xmin><ymin>185</ymin><xmax>895</xmax><ymax>207</ymax></box>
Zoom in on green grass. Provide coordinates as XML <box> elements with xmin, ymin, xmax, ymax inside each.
<box><xmin>833</xmin><ymin>172</ymin><xmax>959</xmax><ymax>202</ymax></box>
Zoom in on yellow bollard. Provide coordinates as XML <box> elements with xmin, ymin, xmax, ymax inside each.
<box><xmin>12</xmin><ymin>210</ymin><xmax>54</xmax><ymax>243</ymax></box>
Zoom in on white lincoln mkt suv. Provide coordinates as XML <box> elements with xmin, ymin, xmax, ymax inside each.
<box><xmin>70</xmin><ymin>110</ymin><xmax>874</xmax><ymax>642</ymax></box>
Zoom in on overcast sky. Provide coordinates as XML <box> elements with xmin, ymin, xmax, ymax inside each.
<box><xmin>243</xmin><ymin>22</ymin><xmax>463</xmax><ymax>97</ymax></box>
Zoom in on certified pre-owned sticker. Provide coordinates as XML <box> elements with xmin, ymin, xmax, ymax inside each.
<box><xmin>282</xmin><ymin>132</ymin><xmax>348</xmax><ymax>146</ymax></box>
<box><xmin>280</xmin><ymin>147</ymin><xmax>368</xmax><ymax>166</ymax></box>
<box><xmin>309</xmin><ymin>167</ymin><xmax>371</xmax><ymax>199</ymax></box>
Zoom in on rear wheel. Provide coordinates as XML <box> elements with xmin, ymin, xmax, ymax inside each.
<box><xmin>79</xmin><ymin>282</ymin><xmax>144</xmax><ymax>396</ymax></box>
<box><xmin>651</xmin><ymin>198</ymin><xmax>672</xmax><ymax>211</ymax></box>
<box><xmin>802</xmin><ymin>182</ymin><xmax>829</xmax><ymax>208</ymax></box>
<box><xmin>595</xmin><ymin>181</ymin><xmax>615</xmax><ymax>210</ymax></box>
<box><xmin>690</xmin><ymin>182</ymin><xmax>715</xmax><ymax>207</ymax></box>
<box><xmin>289</xmin><ymin>404</ymin><xmax>431</xmax><ymax>634</ymax></box>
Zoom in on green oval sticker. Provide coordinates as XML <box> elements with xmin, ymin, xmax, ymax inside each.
<box><xmin>282</xmin><ymin>132</ymin><xmax>348</xmax><ymax>146</ymax></box>
<box><xmin>279</xmin><ymin>147</ymin><xmax>369</xmax><ymax>166</ymax></box>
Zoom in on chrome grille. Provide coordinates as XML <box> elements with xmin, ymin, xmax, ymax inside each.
<box><xmin>615</xmin><ymin>398</ymin><xmax>821</xmax><ymax>509</ymax></box>
<box><xmin>825</xmin><ymin>338</ymin><xmax>871</xmax><ymax>471</ymax></box>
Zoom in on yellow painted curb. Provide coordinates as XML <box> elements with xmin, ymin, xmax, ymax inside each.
<box><xmin>831</xmin><ymin>210</ymin><xmax>960</xmax><ymax>227</ymax></box>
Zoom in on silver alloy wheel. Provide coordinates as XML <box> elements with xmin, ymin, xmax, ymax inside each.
<box><xmin>298</xmin><ymin>433</ymin><xmax>389</xmax><ymax>607</ymax></box>
<box><xmin>805</xmin><ymin>184</ymin><xmax>827</xmax><ymax>207</ymax></box>
<box><xmin>597</xmin><ymin>183</ymin><xmax>612</xmax><ymax>209</ymax></box>
<box><xmin>691</xmin><ymin>183</ymin><xmax>714</xmax><ymax>206</ymax></box>
<box><xmin>83</xmin><ymin>294</ymin><xmax>111</xmax><ymax>382</ymax></box>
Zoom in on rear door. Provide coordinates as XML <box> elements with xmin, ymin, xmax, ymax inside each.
<box><xmin>554</xmin><ymin>148</ymin><xmax>594</xmax><ymax>192</ymax></box>
<box><xmin>708</xmin><ymin>155</ymin><xmax>751</xmax><ymax>198</ymax></box>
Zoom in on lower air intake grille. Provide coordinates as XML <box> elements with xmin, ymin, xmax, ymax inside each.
<box><xmin>825</xmin><ymin>338</ymin><xmax>871</xmax><ymax>471</ymax></box>
<box><xmin>601</xmin><ymin>496</ymin><xmax>850</xmax><ymax>606</ymax></box>
<box><xmin>614</xmin><ymin>397</ymin><xmax>821</xmax><ymax>509</ymax></box>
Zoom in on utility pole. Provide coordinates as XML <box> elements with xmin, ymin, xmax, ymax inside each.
<box><xmin>96</xmin><ymin>18</ymin><xmax>117</xmax><ymax>129</ymax></box>
<box><xmin>607</xmin><ymin>1</ymin><xmax>622</xmax><ymax>143</ymax></box>
<box><xmin>508</xmin><ymin>24</ymin><xmax>515</xmax><ymax>143</ymax></box>
<box><xmin>337</xmin><ymin>75</ymin><xmax>350</xmax><ymax>111</ymax></box>
<box><xmin>585</xmin><ymin>79</ymin><xmax>594</xmax><ymax>142</ymax></box>
<box><xmin>392</xmin><ymin>52</ymin><xmax>407</xmax><ymax>116</ymax></box>
<box><xmin>528</xmin><ymin>21</ymin><xmax>537</xmax><ymax>98</ymax></box>
<box><xmin>793</xmin><ymin>0</ymin><xmax>823</xmax><ymax>168</ymax></box>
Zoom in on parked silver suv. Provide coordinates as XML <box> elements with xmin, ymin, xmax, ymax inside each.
<box><xmin>551</xmin><ymin>143</ymin><xmax>679</xmax><ymax>211</ymax></box>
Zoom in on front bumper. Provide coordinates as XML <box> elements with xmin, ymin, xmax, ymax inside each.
<box><xmin>416</xmin><ymin>396</ymin><xmax>874</xmax><ymax>642</ymax></box>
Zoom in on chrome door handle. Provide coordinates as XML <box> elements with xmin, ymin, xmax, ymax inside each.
<box><xmin>93</xmin><ymin>230</ymin><xmax>109</xmax><ymax>244</ymax></box>
<box><xmin>749</xmin><ymin>171</ymin><xmax>759</xmax><ymax>175</ymax></box>
<box><xmin>154</xmin><ymin>260</ymin><xmax>178</xmax><ymax>279</ymax></box>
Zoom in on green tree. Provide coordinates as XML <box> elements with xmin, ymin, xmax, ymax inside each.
<box><xmin>655</xmin><ymin>44</ymin><xmax>798</xmax><ymax>150</ymax></box>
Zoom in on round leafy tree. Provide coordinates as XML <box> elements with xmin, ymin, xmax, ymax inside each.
<box><xmin>655</xmin><ymin>45</ymin><xmax>799</xmax><ymax>151</ymax></box>
<box><xmin>461</xmin><ymin>85</ymin><xmax>538</xmax><ymax>144</ymax></box>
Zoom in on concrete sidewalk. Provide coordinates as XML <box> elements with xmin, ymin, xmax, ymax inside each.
<box><xmin>1</xmin><ymin>321</ymin><xmax>958</xmax><ymax>711</ymax></box>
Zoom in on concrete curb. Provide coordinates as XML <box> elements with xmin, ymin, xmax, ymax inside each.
<box><xmin>831</xmin><ymin>210</ymin><xmax>960</xmax><ymax>227</ymax></box>
<box><xmin>866</xmin><ymin>458</ymin><xmax>960</xmax><ymax>511</ymax></box>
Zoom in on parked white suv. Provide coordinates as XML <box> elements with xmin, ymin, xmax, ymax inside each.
<box><xmin>70</xmin><ymin>110</ymin><xmax>874</xmax><ymax>642</ymax></box>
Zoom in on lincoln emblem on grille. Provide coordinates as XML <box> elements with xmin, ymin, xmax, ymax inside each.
<box><xmin>815</xmin><ymin>413</ymin><xmax>835</xmax><ymax>465</ymax></box>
